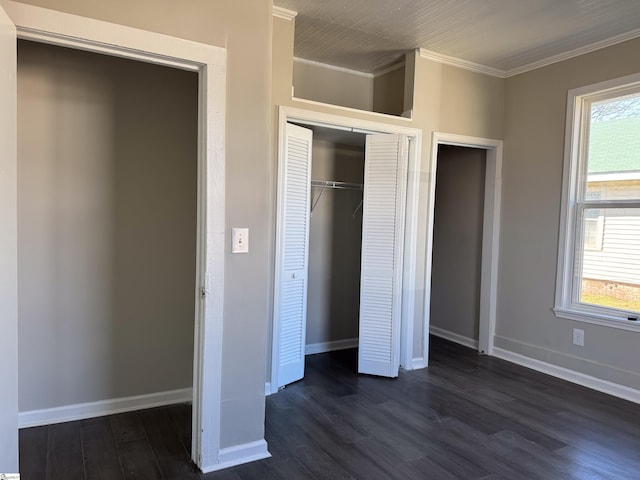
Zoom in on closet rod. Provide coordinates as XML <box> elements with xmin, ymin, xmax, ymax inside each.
<box><xmin>311</xmin><ymin>180</ymin><xmax>363</xmax><ymax>190</ymax></box>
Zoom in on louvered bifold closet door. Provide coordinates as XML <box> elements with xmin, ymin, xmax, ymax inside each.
<box><xmin>273</xmin><ymin>123</ymin><xmax>313</xmax><ymax>388</ymax></box>
<box><xmin>358</xmin><ymin>133</ymin><xmax>408</xmax><ymax>378</ymax></box>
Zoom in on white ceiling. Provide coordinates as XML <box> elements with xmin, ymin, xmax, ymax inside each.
<box><xmin>274</xmin><ymin>0</ymin><xmax>640</xmax><ymax>75</ymax></box>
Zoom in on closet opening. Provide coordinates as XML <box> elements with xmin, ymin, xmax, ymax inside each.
<box><xmin>17</xmin><ymin>38</ymin><xmax>199</xmax><ymax>455</ymax></box>
<box><xmin>270</xmin><ymin>106</ymin><xmax>423</xmax><ymax>393</ymax></box>
<box><xmin>5</xmin><ymin>3</ymin><xmax>226</xmax><ymax>470</ymax></box>
<box><xmin>429</xmin><ymin>145</ymin><xmax>487</xmax><ymax>351</ymax></box>
<box><xmin>300</xmin><ymin>124</ymin><xmax>366</xmax><ymax>357</ymax></box>
<box><xmin>424</xmin><ymin>133</ymin><xmax>503</xmax><ymax>361</ymax></box>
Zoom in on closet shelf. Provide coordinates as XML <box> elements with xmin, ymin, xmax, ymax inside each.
<box><xmin>311</xmin><ymin>180</ymin><xmax>363</xmax><ymax>190</ymax></box>
<box><xmin>310</xmin><ymin>180</ymin><xmax>364</xmax><ymax>216</ymax></box>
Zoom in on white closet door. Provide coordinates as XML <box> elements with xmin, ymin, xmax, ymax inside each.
<box><xmin>272</xmin><ymin>123</ymin><xmax>313</xmax><ymax>388</ymax></box>
<box><xmin>358</xmin><ymin>133</ymin><xmax>408</xmax><ymax>378</ymax></box>
<box><xmin>0</xmin><ymin>2</ymin><xmax>19</xmax><ymax>471</ymax></box>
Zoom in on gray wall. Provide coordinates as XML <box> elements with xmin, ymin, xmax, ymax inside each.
<box><xmin>17</xmin><ymin>40</ymin><xmax>197</xmax><ymax>411</ymax></box>
<box><xmin>293</xmin><ymin>59</ymin><xmax>374</xmax><ymax>111</ymax></box>
<box><xmin>373</xmin><ymin>65</ymin><xmax>405</xmax><ymax>116</ymax></box>
<box><xmin>307</xmin><ymin>136</ymin><xmax>364</xmax><ymax>347</ymax></box>
<box><xmin>430</xmin><ymin>146</ymin><xmax>486</xmax><ymax>342</ymax></box>
<box><xmin>500</xmin><ymin>37</ymin><xmax>640</xmax><ymax>390</ymax></box>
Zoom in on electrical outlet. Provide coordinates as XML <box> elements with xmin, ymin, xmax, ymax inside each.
<box><xmin>572</xmin><ymin>328</ymin><xmax>584</xmax><ymax>347</ymax></box>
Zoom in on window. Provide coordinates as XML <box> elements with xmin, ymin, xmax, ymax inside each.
<box><xmin>583</xmin><ymin>192</ymin><xmax>604</xmax><ymax>251</ymax></box>
<box><xmin>555</xmin><ymin>74</ymin><xmax>640</xmax><ymax>330</ymax></box>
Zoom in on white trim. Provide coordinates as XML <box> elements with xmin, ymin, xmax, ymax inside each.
<box><xmin>419</xmin><ymin>48</ymin><xmax>505</xmax><ymax>78</ymax></box>
<box><xmin>305</xmin><ymin>338</ymin><xmax>359</xmax><ymax>355</ymax></box>
<box><xmin>425</xmin><ymin>133</ymin><xmax>503</xmax><ymax>359</ymax></box>
<box><xmin>506</xmin><ymin>27</ymin><xmax>640</xmax><ymax>77</ymax></box>
<box><xmin>264</xmin><ymin>382</ymin><xmax>272</xmax><ymax>396</ymax></box>
<box><xmin>588</xmin><ymin>171</ymin><xmax>640</xmax><ymax>182</ymax></box>
<box><xmin>410</xmin><ymin>357</ymin><xmax>427</xmax><ymax>370</ymax></box>
<box><xmin>272</xmin><ymin>6</ymin><xmax>297</xmax><ymax>21</ymax></box>
<box><xmin>429</xmin><ymin>326</ymin><xmax>479</xmax><ymax>350</ymax></box>
<box><xmin>373</xmin><ymin>60</ymin><xmax>405</xmax><ymax>78</ymax></box>
<box><xmin>492</xmin><ymin>348</ymin><xmax>640</xmax><ymax>405</ymax></box>
<box><xmin>291</xmin><ymin>97</ymin><xmax>413</xmax><ymax>121</ymax></box>
<box><xmin>6</xmin><ymin>1</ymin><xmax>226</xmax><ymax>470</ymax></box>
<box><xmin>202</xmin><ymin>440</ymin><xmax>271</xmax><ymax>474</ymax></box>
<box><xmin>294</xmin><ymin>57</ymin><xmax>373</xmax><ymax>79</ymax></box>
<box><xmin>400</xmin><ymin>135</ymin><xmax>421</xmax><ymax>369</ymax></box>
<box><xmin>271</xmin><ymin>106</ymin><xmax>422</xmax><ymax>389</ymax></box>
<box><xmin>554</xmin><ymin>307</ymin><xmax>640</xmax><ymax>332</ymax></box>
<box><xmin>18</xmin><ymin>388</ymin><xmax>193</xmax><ymax>429</ymax></box>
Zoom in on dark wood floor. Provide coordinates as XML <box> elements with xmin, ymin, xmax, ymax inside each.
<box><xmin>20</xmin><ymin>336</ymin><xmax>640</xmax><ymax>479</ymax></box>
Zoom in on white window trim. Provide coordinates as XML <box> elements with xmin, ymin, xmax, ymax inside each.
<box><xmin>555</xmin><ymin>72</ymin><xmax>640</xmax><ymax>332</ymax></box>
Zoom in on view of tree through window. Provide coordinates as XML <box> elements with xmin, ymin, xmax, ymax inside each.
<box><xmin>579</xmin><ymin>93</ymin><xmax>640</xmax><ymax>314</ymax></box>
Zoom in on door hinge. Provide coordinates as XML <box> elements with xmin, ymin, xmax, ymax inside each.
<box><xmin>200</xmin><ymin>287</ymin><xmax>207</xmax><ymax>299</ymax></box>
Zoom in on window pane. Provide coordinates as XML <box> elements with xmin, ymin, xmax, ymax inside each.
<box><xmin>579</xmin><ymin>207</ymin><xmax>640</xmax><ymax>313</ymax></box>
<box><xmin>588</xmin><ymin>95</ymin><xmax>640</xmax><ymax>201</ymax></box>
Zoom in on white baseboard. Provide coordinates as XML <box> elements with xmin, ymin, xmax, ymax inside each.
<box><xmin>492</xmin><ymin>347</ymin><xmax>640</xmax><ymax>405</ymax></box>
<box><xmin>430</xmin><ymin>326</ymin><xmax>479</xmax><ymax>350</ymax></box>
<box><xmin>305</xmin><ymin>337</ymin><xmax>358</xmax><ymax>355</ymax></box>
<box><xmin>411</xmin><ymin>357</ymin><xmax>427</xmax><ymax>370</ymax></box>
<box><xmin>19</xmin><ymin>387</ymin><xmax>192</xmax><ymax>428</ymax></box>
<box><xmin>201</xmin><ymin>439</ymin><xmax>271</xmax><ymax>473</ymax></box>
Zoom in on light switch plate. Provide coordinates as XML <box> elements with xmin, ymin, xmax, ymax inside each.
<box><xmin>232</xmin><ymin>228</ymin><xmax>249</xmax><ymax>253</ymax></box>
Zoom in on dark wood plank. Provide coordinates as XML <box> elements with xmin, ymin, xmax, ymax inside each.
<box><xmin>139</xmin><ymin>407</ymin><xmax>200</xmax><ymax>480</ymax></box>
<box><xmin>110</xmin><ymin>412</ymin><xmax>147</xmax><ymax>445</ymax></box>
<box><xmin>47</xmin><ymin>421</ymin><xmax>84</xmax><ymax>480</ymax></box>
<box><xmin>81</xmin><ymin>417</ymin><xmax>123</xmax><ymax>480</ymax></box>
<box><xmin>167</xmin><ymin>403</ymin><xmax>192</xmax><ymax>454</ymax></box>
<box><xmin>19</xmin><ymin>425</ymin><xmax>48</xmax><ymax>480</ymax></box>
<box><xmin>116</xmin><ymin>439</ymin><xmax>162</xmax><ymax>480</ymax></box>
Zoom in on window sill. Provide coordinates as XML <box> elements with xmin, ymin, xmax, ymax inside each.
<box><xmin>554</xmin><ymin>306</ymin><xmax>640</xmax><ymax>332</ymax></box>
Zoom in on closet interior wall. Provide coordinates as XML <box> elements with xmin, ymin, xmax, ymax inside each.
<box><xmin>306</xmin><ymin>128</ymin><xmax>366</xmax><ymax>352</ymax></box>
<box><xmin>17</xmin><ymin>40</ymin><xmax>198</xmax><ymax>413</ymax></box>
<box><xmin>430</xmin><ymin>145</ymin><xmax>486</xmax><ymax>345</ymax></box>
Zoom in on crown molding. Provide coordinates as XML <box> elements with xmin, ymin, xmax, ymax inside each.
<box><xmin>419</xmin><ymin>48</ymin><xmax>506</xmax><ymax>78</ymax></box>
<box><xmin>293</xmin><ymin>57</ymin><xmax>373</xmax><ymax>78</ymax></box>
<box><xmin>272</xmin><ymin>6</ymin><xmax>297</xmax><ymax>21</ymax></box>
<box><xmin>421</xmin><ymin>23</ymin><xmax>640</xmax><ymax>79</ymax></box>
<box><xmin>505</xmin><ymin>26</ymin><xmax>640</xmax><ymax>77</ymax></box>
<box><xmin>373</xmin><ymin>60</ymin><xmax>405</xmax><ymax>78</ymax></box>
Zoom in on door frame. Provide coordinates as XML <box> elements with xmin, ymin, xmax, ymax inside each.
<box><xmin>3</xmin><ymin>1</ymin><xmax>226</xmax><ymax>471</ymax></box>
<box><xmin>424</xmin><ymin>132</ymin><xmax>503</xmax><ymax>358</ymax></box>
<box><xmin>269</xmin><ymin>106</ymin><xmax>422</xmax><ymax>393</ymax></box>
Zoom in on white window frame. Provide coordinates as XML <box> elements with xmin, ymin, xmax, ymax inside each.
<box><xmin>555</xmin><ymin>72</ymin><xmax>640</xmax><ymax>332</ymax></box>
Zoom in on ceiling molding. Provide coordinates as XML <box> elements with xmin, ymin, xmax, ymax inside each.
<box><xmin>293</xmin><ymin>57</ymin><xmax>373</xmax><ymax>78</ymax></box>
<box><xmin>373</xmin><ymin>60</ymin><xmax>405</xmax><ymax>78</ymax></box>
<box><xmin>419</xmin><ymin>48</ymin><xmax>506</xmax><ymax>78</ymax></box>
<box><xmin>505</xmin><ymin>26</ymin><xmax>640</xmax><ymax>77</ymax></box>
<box><xmin>273</xmin><ymin>6</ymin><xmax>297</xmax><ymax>21</ymax></box>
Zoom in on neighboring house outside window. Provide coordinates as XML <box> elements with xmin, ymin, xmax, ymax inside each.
<box><xmin>555</xmin><ymin>74</ymin><xmax>640</xmax><ymax>329</ymax></box>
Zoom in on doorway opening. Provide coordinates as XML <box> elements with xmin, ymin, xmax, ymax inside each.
<box><xmin>269</xmin><ymin>106</ymin><xmax>423</xmax><ymax>393</ymax></box>
<box><xmin>424</xmin><ymin>133</ymin><xmax>503</xmax><ymax>360</ymax></box>
<box><xmin>4</xmin><ymin>2</ymin><xmax>227</xmax><ymax>471</ymax></box>
<box><xmin>17</xmin><ymin>37</ymin><xmax>198</xmax><ymax>425</ymax></box>
<box><xmin>430</xmin><ymin>145</ymin><xmax>487</xmax><ymax>349</ymax></box>
<box><xmin>303</xmin><ymin>125</ymin><xmax>366</xmax><ymax>358</ymax></box>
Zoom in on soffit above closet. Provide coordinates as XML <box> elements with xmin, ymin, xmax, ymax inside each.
<box><xmin>274</xmin><ymin>0</ymin><xmax>640</xmax><ymax>75</ymax></box>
